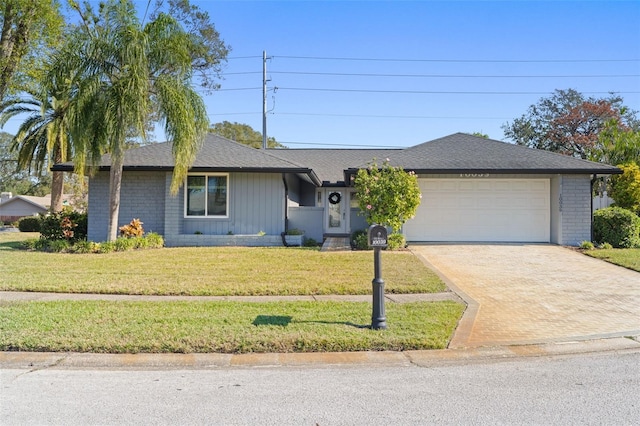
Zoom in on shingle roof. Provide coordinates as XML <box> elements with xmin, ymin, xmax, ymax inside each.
<box><xmin>53</xmin><ymin>132</ymin><xmax>621</xmax><ymax>187</ymax></box>
<box><xmin>374</xmin><ymin>133</ymin><xmax>621</xmax><ymax>175</ymax></box>
<box><xmin>268</xmin><ymin>148</ymin><xmax>398</xmax><ymax>184</ymax></box>
<box><xmin>53</xmin><ymin>134</ymin><xmax>322</xmax><ymax>185</ymax></box>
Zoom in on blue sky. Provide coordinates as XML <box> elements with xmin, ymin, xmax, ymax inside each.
<box><xmin>5</xmin><ymin>0</ymin><xmax>640</xmax><ymax>148</ymax></box>
<box><xmin>201</xmin><ymin>0</ymin><xmax>640</xmax><ymax>148</ymax></box>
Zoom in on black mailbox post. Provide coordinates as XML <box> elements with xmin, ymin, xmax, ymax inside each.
<box><xmin>368</xmin><ymin>225</ymin><xmax>388</xmax><ymax>330</ymax></box>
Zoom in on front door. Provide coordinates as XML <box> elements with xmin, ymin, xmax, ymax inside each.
<box><xmin>326</xmin><ymin>190</ymin><xmax>347</xmax><ymax>234</ymax></box>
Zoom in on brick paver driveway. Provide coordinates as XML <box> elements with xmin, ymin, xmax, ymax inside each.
<box><xmin>411</xmin><ymin>244</ymin><xmax>640</xmax><ymax>348</ymax></box>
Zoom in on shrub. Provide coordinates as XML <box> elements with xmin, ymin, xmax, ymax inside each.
<box><xmin>286</xmin><ymin>228</ymin><xmax>304</xmax><ymax>235</ymax></box>
<box><xmin>119</xmin><ymin>218</ymin><xmax>144</xmax><ymax>238</ymax></box>
<box><xmin>144</xmin><ymin>232</ymin><xmax>164</xmax><ymax>248</ymax></box>
<box><xmin>40</xmin><ymin>211</ymin><xmax>87</xmax><ymax>243</ymax></box>
<box><xmin>71</xmin><ymin>241</ymin><xmax>99</xmax><ymax>254</ymax></box>
<box><xmin>303</xmin><ymin>237</ymin><xmax>318</xmax><ymax>248</ymax></box>
<box><xmin>593</xmin><ymin>206</ymin><xmax>640</xmax><ymax>248</ymax></box>
<box><xmin>598</xmin><ymin>242</ymin><xmax>613</xmax><ymax>250</ymax></box>
<box><xmin>354</xmin><ymin>159</ymin><xmax>421</xmax><ymax>232</ymax></box>
<box><xmin>386</xmin><ymin>233</ymin><xmax>406</xmax><ymax>250</ymax></box>
<box><xmin>20</xmin><ymin>238</ymin><xmax>39</xmax><ymax>250</ymax></box>
<box><xmin>114</xmin><ymin>237</ymin><xmax>136</xmax><ymax>252</ymax></box>
<box><xmin>579</xmin><ymin>240</ymin><xmax>595</xmax><ymax>250</ymax></box>
<box><xmin>98</xmin><ymin>241</ymin><xmax>115</xmax><ymax>254</ymax></box>
<box><xmin>18</xmin><ymin>216</ymin><xmax>41</xmax><ymax>232</ymax></box>
<box><xmin>351</xmin><ymin>229</ymin><xmax>370</xmax><ymax>250</ymax></box>
<box><xmin>48</xmin><ymin>240</ymin><xmax>71</xmax><ymax>253</ymax></box>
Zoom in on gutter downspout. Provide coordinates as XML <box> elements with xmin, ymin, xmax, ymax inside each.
<box><xmin>590</xmin><ymin>174</ymin><xmax>597</xmax><ymax>243</ymax></box>
<box><xmin>281</xmin><ymin>173</ymin><xmax>292</xmax><ymax>247</ymax></box>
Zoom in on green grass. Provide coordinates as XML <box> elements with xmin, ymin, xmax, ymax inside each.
<box><xmin>0</xmin><ymin>233</ymin><xmax>444</xmax><ymax>295</ymax></box>
<box><xmin>583</xmin><ymin>248</ymin><xmax>640</xmax><ymax>272</ymax></box>
<box><xmin>0</xmin><ymin>300</ymin><xmax>464</xmax><ymax>353</ymax></box>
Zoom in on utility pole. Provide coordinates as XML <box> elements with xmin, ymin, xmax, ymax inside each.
<box><xmin>262</xmin><ymin>50</ymin><xmax>268</xmax><ymax>150</ymax></box>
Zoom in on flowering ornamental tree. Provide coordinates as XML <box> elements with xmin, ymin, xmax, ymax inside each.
<box><xmin>354</xmin><ymin>159</ymin><xmax>422</xmax><ymax>232</ymax></box>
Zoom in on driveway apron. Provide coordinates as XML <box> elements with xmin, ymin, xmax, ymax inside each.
<box><xmin>411</xmin><ymin>244</ymin><xmax>640</xmax><ymax>348</ymax></box>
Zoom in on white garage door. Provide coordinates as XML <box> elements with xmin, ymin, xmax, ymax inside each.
<box><xmin>404</xmin><ymin>179</ymin><xmax>550</xmax><ymax>242</ymax></box>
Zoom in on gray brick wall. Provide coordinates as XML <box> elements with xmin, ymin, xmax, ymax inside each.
<box><xmin>87</xmin><ymin>171</ymin><xmax>166</xmax><ymax>242</ymax></box>
<box><xmin>560</xmin><ymin>175</ymin><xmax>592</xmax><ymax>246</ymax></box>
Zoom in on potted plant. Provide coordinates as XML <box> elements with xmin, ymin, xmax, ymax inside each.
<box><xmin>284</xmin><ymin>228</ymin><xmax>305</xmax><ymax>246</ymax></box>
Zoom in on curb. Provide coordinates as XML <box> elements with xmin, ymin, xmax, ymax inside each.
<box><xmin>2</xmin><ymin>336</ymin><xmax>639</xmax><ymax>370</ymax></box>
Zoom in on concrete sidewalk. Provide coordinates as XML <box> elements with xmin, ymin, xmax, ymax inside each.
<box><xmin>2</xmin><ymin>337</ymin><xmax>639</xmax><ymax>370</ymax></box>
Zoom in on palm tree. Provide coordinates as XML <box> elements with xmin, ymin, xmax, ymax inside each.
<box><xmin>53</xmin><ymin>0</ymin><xmax>209</xmax><ymax>241</ymax></box>
<box><xmin>0</xmin><ymin>81</ymin><xmax>73</xmax><ymax>212</ymax></box>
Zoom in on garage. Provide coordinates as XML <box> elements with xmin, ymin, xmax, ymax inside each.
<box><xmin>403</xmin><ymin>178</ymin><xmax>550</xmax><ymax>242</ymax></box>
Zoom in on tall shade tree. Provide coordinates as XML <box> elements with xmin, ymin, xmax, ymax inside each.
<box><xmin>0</xmin><ymin>55</ymin><xmax>79</xmax><ymax>212</ymax></box>
<box><xmin>592</xmin><ymin>119</ymin><xmax>640</xmax><ymax>166</ymax></box>
<box><xmin>0</xmin><ymin>83</ymin><xmax>72</xmax><ymax>212</ymax></box>
<box><xmin>210</xmin><ymin>121</ymin><xmax>286</xmax><ymax>148</ymax></box>
<box><xmin>0</xmin><ymin>130</ymin><xmax>51</xmax><ymax>195</ymax></box>
<box><xmin>0</xmin><ymin>0</ymin><xmax>63</xmax><ymax>100</ymax></box>
<box><xmin>502</xmin><ymin>89</ymin><xmax>639</xmax><ymax>160</ymax></box>
<box><xmin>57</xmin><ymin>0</ymin><xmax>220</xmax><ymax>241</ymax></box>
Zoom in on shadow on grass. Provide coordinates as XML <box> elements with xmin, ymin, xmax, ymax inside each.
<box><xmin>252</xmin><ymin>315</ymin><xmax>293</xmax><ymax>326</ymax></box>
<box><xmin>253</xmin><ymin>315</ymin><xmax>370</xmax><ymax>329</ymax></box>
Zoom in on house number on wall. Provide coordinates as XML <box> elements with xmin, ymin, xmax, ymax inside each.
<box><xmin>460</xmin><ymin>173</ymin><xmax>490</xmax><ymax>178</ymax></box>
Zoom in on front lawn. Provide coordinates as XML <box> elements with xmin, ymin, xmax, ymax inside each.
<box><xmin>583</xmin><ymin>248</ymin><xmax>640</xmax><ymax>272</ymax></box>
<box><xmin>0</xmin><ymin>233</ymin><xmax>445</xmax><ymax>295</ymax></box>
<box><xmin>0</xmin><ymin>300</ymin><xmax>464</xmax><ymax>353</ymax></box>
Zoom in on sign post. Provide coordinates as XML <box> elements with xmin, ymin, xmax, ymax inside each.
<box><xmin>368</xmin><ymin>225</ymin><xmax>388</xmax><ymax>330</ymax></box>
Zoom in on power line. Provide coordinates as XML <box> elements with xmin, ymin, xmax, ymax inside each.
<box><xmin>269</xmin><ymin>71</ymin><xmax>640</xmax><ymax>79</ymax></box>
<box><xmin>276</xmin><ymin>87</ymin><xmax>640</xmax><ymax>95</ymax></box>
<box><xmin>275</xmin><ymin>55</ymin><xmax>640</xmax><ymax>63</ymax></box>
<box><xmin>279</xmin><ymin>140</ymin><xmax>406</xmax><ymax>148</ymax></box>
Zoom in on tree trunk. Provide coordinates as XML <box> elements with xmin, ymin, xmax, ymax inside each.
<box><xmin>50</xmin><ymin>171</ymin><xmax>64</xmax><ymax>212</ymax></box>
<box><xmin>106</xmin><ymin>146</ymin><xmax>124</xmax><ymax>242</ymax></box>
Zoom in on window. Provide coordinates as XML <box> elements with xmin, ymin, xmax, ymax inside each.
<box><xmin>350</xmin><ymin>192</ymin><xmax>359</xmax><ymax>208</ymax></box>
<box><xmin>185</xmin><ymin>174</ymin><xmax>228</xmax><ymax>217</ymax></box>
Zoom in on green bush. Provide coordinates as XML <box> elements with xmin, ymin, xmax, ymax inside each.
<box><xmin>71</xmin><ymin>241</ymin><xmax>99</xmax><ymax>254</ymax></box>
<box><xmin>351</xmin><ymin>229</ymin><xmax>370</xmax><ymax>250</ymax></box>
<box><xmin>48</xmin><ymin>240</ymin><xmax>70</xmax><ymax>253</ymax></box>
<box><xmin>579</xmin><ymin>240</ymin><xmax>595</xmax><ymax>250</ymax></box>
<box><xmin>114</xmin><ymin>237</ymin><xmax>135</xmax><ymax>252</ymax></box>
<box><xmin>303</xmin><ymin>237</ymin><xmax>318</xmax><ymax>247</ymax></box>
<box><xmin>40</xmin><ymin>211</ymin><xmax>88</xmax><ymax>243</ymax></box>
<box><xmin>386</xmin><ymin>233</ymin><xmax>406</xmax><ymax>250</ymax></box>
<box><xmin>98</xmin><ymin>241</ymin><xmax>115</xmax><ymax>254</ymax></box>
<box><xmin>17</xmin><ymin>216</ymin><xmax>41</xmax><ymax>232</ymax></box>
<box><xmin>598</xmin><ymin>242</ymin><xmax>613</xmax><ymax>250</ymax></box>
<box><xmin>593</xmin><ymin>207</ymin><xmax>640</xmax><ymax>248</ymax></box>
<box><xmin>20</xmin><ymin>238</ymin><xmax>39</xmax><ymax>250</ymax></box>
<box><xmin>144</xmin><ymin>232</ymin><xmax>164</xmax><ymax>249</ymax></box>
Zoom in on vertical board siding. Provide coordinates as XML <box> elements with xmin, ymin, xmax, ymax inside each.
<box><xmin>178</xmin><ymin>172</ymin><xmax>284</xmax><ymax>236</ymax></box>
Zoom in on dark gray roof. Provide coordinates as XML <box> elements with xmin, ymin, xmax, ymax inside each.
<box><xmin>355</xmin><ymin>133</ymin><xmax>621</xmax><ymax>175</ymax></box>
<box><xmin>53</xmin><ymin>132</ymin><xmax>621</xmax><ymax>187</ymax></box>
<box><xmin>268</xmin><ymin>148</ymin><xmax>398</xmax><ymax>184</ymax></box>
<box><xmin>53</xmin><ymin>134</ymin><xmax>322</xmax><ymax>185</ymax></box>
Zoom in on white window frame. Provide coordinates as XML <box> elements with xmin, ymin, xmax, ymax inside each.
<box><xmin>184</xmin><ymin>173</ymin><xmax>229</xmax><ymax>218</ymax></box>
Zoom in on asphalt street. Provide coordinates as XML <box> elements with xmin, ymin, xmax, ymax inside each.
<box><xmin>2</xmin><ymin>349</ymin><xmax>639</xmax><ymax>425</ymax></box>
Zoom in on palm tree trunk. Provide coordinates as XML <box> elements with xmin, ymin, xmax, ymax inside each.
<box><xmin>106</xmin><ymin>146</ymin><xmax>124</xmax><ymax>242</ymax></box>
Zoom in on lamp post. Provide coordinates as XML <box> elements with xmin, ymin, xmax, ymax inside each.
<box><xmin>368</xmin><ymin>225</ymin><xmax>388</xmax><ymax>330</ymax></box>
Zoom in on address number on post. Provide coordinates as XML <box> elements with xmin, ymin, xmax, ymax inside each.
<box><xmin>368</xmin><ymin>225</ymin><xmax>388</xmax><ymax>248</ymax></box>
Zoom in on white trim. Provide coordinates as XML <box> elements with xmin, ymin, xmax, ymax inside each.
<box><xmin>184</xmin><ymin>173</ymin><xmax>230</xmax><ymax>219</ymax></box>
